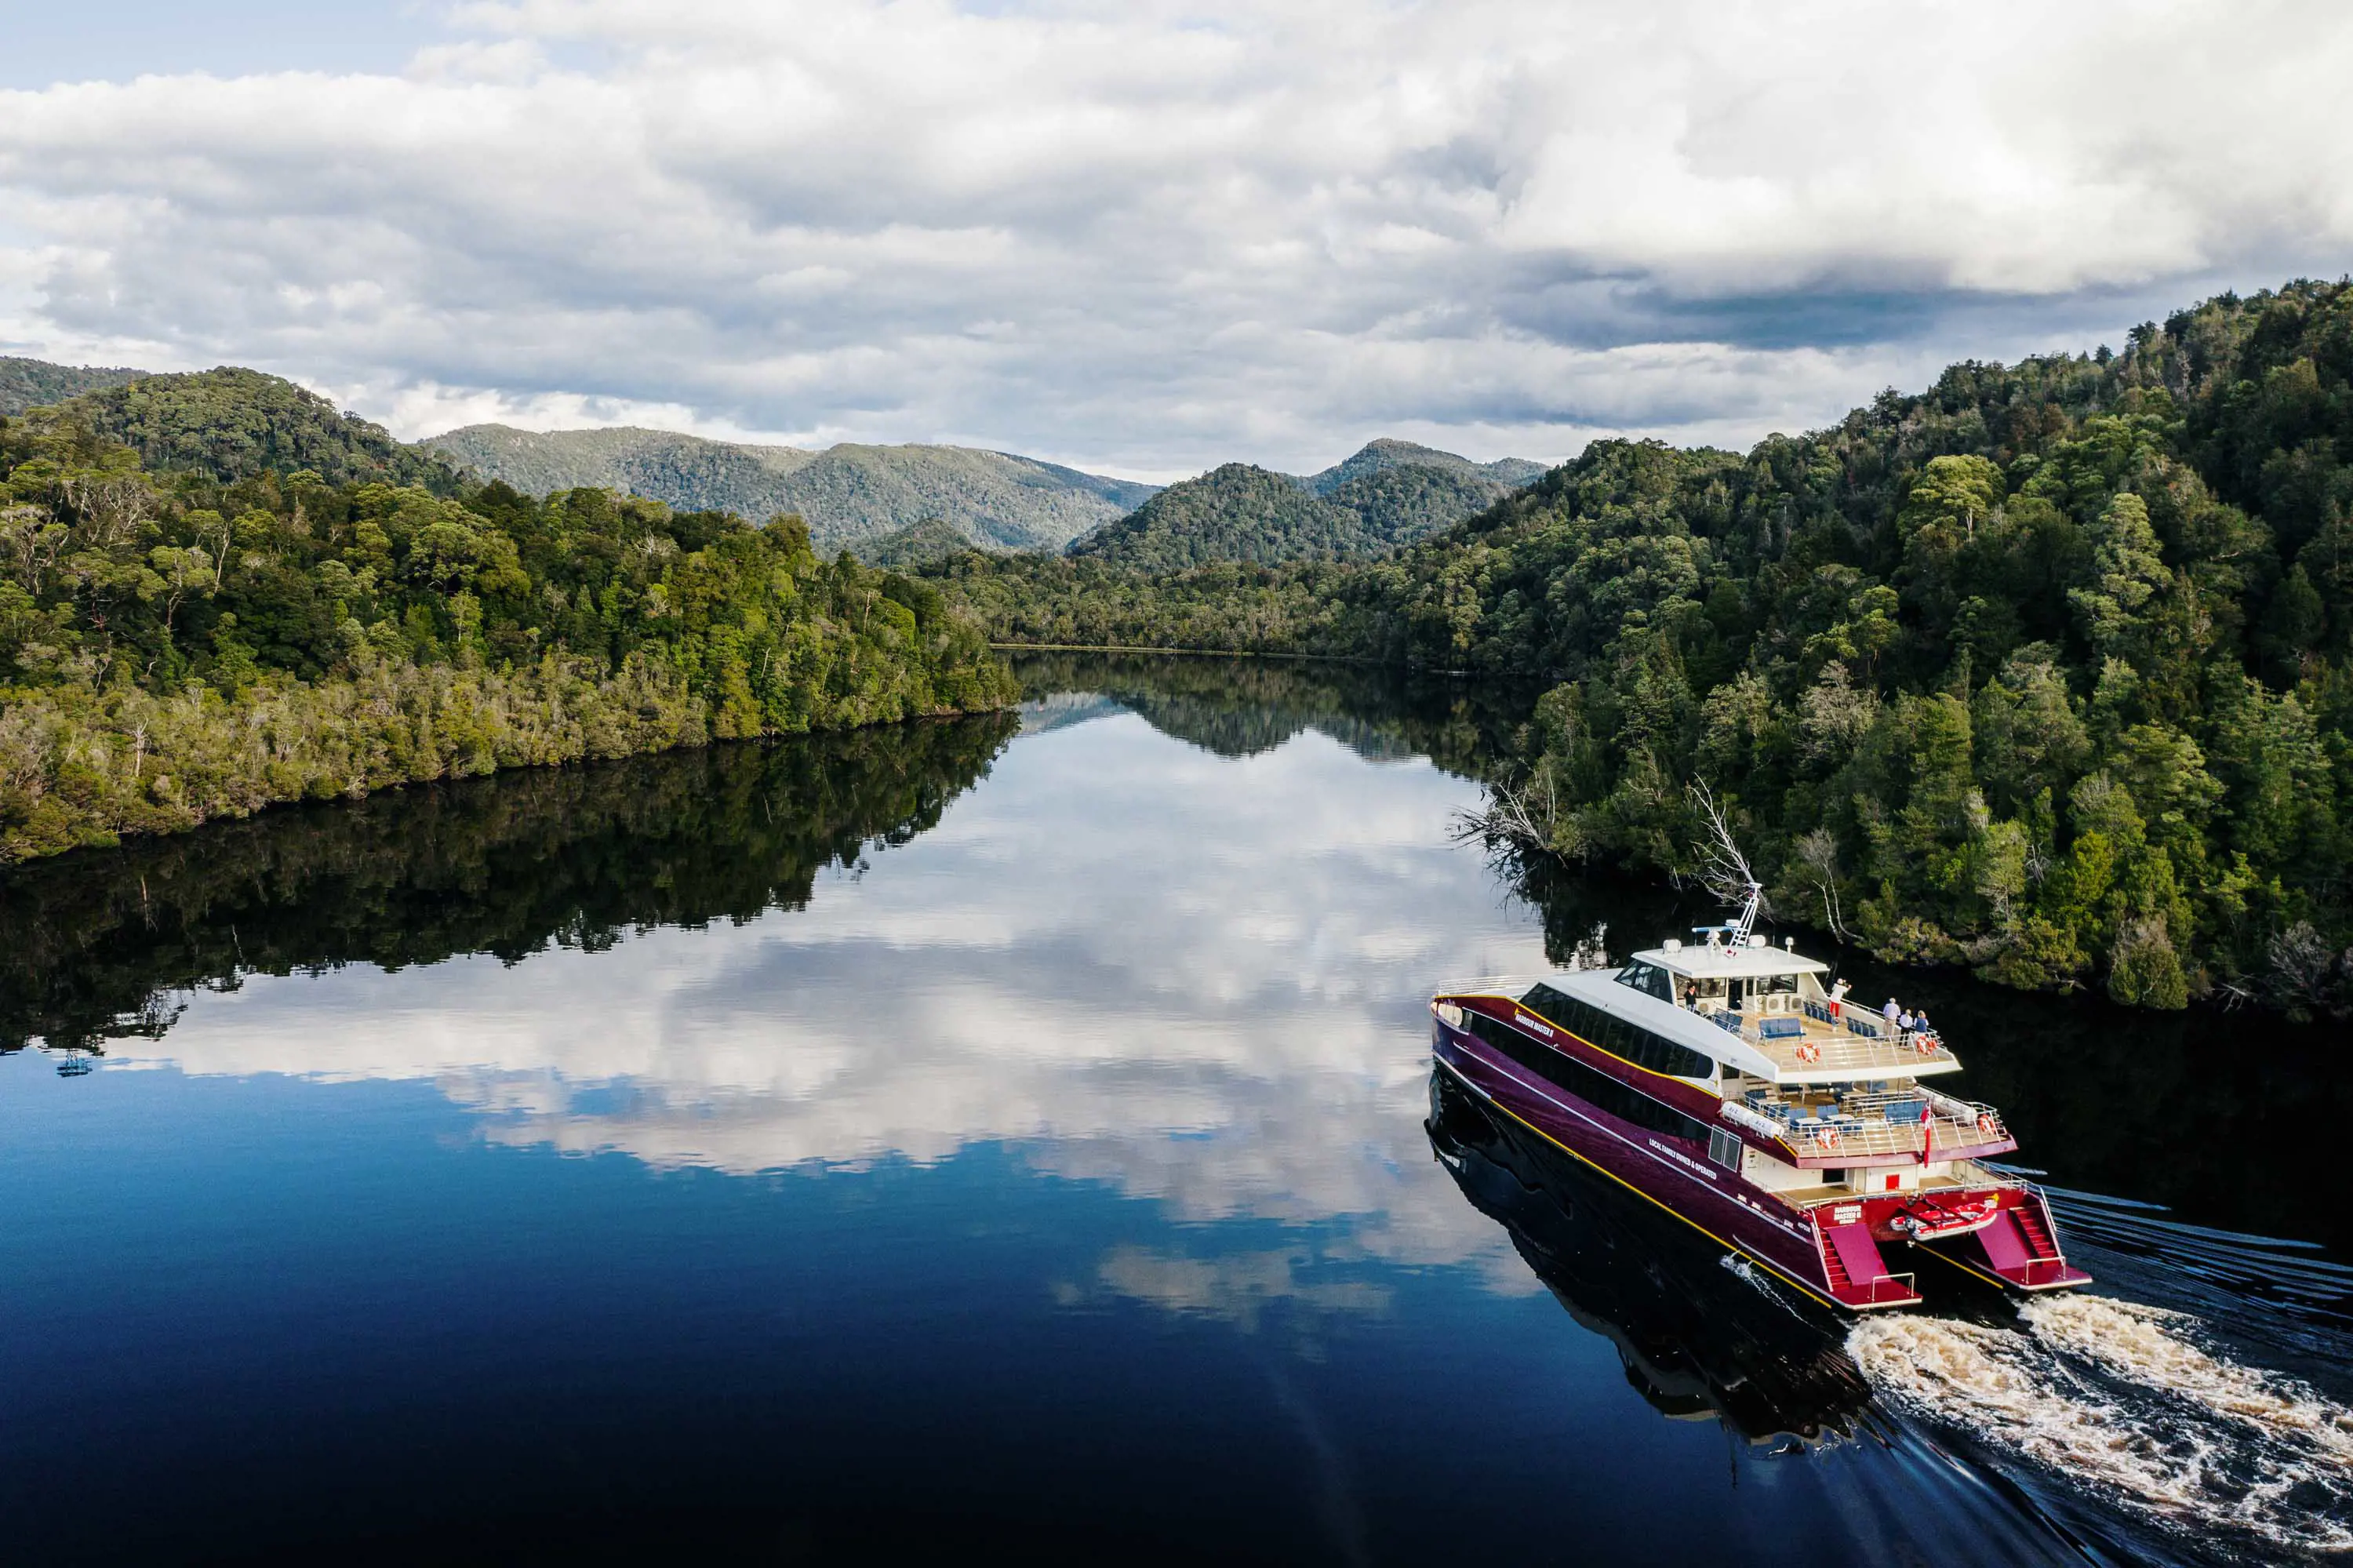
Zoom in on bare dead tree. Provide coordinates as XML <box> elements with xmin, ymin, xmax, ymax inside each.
<box><xmin>1688</xmin><ymin>780</ymin><xmax>1768</xmax><ymax>937</ymax></box>
<box><xmin>1792</xmin><ymin>825</ymin><xmax>1849</xmax><ymax>940</ymax></box>
<box><xmin>60</xmin><ymin>472</ymin><xmax>154</xmax><ymax>554</ymax></box>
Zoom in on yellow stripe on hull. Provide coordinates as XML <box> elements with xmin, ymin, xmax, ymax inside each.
<box><xmin>1433</xmin><ymin>1056</ymin><xmax>1900</xmax><ymax>1315</ymax></box>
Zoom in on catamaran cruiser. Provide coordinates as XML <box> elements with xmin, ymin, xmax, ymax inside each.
<box><xmin>1429</xmin><ymin>905</ymin><xmax>2089</xmax><ymax>1312</ymax></box>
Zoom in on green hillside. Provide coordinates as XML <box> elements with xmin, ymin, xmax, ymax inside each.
<box><xmin>1065</xmin><ymin>446</ymin><xmax>1537</xmax><ymax>570</ymax></box>
<box><xmin>1068</xmin><ymin>464</ymin><xmax>1373</xmax><ymax>569</ymax></box>
<box><xmin>425</xmin><ymin>424</ymin><xmax>1157</xmax><ymax>552</ymax></box>
<box><xmin>1322</xmin><ymin>463</ymin><xmax>1518</xmax><ymax>547</ymax></box>
<box><xmin>1304</xmin><ymin>437</ymin><xmax>1546</xmax><ymax>494</ymax></box>
<box><xmin>856</xmin><ymin>516</ymin><xmax>974</xmax><ymax>568</ymax></box>
<box><xmin>0</xmin><ymin>396</ymin><xmax>1014</xmax><ymax>864</ymax></box>
<box><xmin>0</xmin><ymin>356</ymin><xmax>147</xmax><ymax>417</ymax></box>
<box><xmin>64</xmin><ymin>368</ymin><xmax>459</xmax><ymax>491</ymax></box>
<box><xmin>421</xmin><ymin>424</ymin><xmax>819</xmax><ymax>512</ymax></box>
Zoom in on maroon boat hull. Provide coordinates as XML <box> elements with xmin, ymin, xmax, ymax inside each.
<box><xmin>1432</xmin><ymin>1006</ymin><xmax>2087</xmax><ymax>1311</ymax></box>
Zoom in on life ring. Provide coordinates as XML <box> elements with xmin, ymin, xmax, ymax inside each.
<box><xmin>1817</xmin><ymin>1126</ymin><xmax>1842</xmax><ymax>1152</ymax></box>
<box><xmin>1795</xmin><ymin>1041</ymin><xmax>1821</xmax><ymax>1064</ymax></box>
<box><xmin>1975</xmin><ymin>1111</ymin><xmax>1998</xmax><ymax>1137</ymax></box>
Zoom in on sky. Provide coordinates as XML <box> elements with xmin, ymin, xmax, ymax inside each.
<box><xmin>1</xmin><ymin>0</ymin><xmax>2349</xmax><ymax>480</ymax></box>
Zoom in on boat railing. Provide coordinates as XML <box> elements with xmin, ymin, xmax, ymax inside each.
<box><xmin>1850</xmin><ymin>1271</ymin><xmax>1918</xmax><ymax>1306</ymax></box>
<box><xmin>1427</xmin><ymin>975</ymin><xmax>1546</xmax><ymax>1003</ymax></box>
<box><xmin>1728</xmin><ymin>1016</ymin><xmax>1958</xmax><ymax>1078</ymax></box>
<box><xmin>1742</xmin><ymin>1086</ymin><xmax>2011</xmax><ymax>1159</ymax></box>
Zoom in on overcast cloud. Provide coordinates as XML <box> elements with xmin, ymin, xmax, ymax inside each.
<box><xmin>2</xmin><ymin>0</ymin><xmax>2348</xmax><ymax>477</ymax></box>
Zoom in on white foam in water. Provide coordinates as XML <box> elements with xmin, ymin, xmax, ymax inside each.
<box><xmin>2022</xmin><ymin>1296</ymin><xmax>2353</xmax><ymax>1467</ymax></box>
<box><xmin>1851</xmin><ymin>1297</ymin><xmax>2353</xmax><ymax>1554</ymax></box>
<box><xmin>1720</xmin><ymin>1250</ymin><xmax>1791</xmax><ymax>1312</ymax></box>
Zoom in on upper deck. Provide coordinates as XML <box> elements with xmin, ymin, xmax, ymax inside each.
<box><xmin>1617</xmin><ymin>936</ymin><xmax>1960</xmax><ymax>1085</ymax></box>
<box><xmin>1701</xmin><ymin>1002</ymin><xmax>1960</xmax><ymax>1081</ymax></box>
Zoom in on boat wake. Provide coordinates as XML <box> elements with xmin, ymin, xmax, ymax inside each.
<box><xmin>1851</xmin><ymin>1294</ymin><xmax>2353</xmax><ymax>1556</ymax></box>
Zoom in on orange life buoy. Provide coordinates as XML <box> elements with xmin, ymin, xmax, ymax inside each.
<box><xmin>1795</xmin><ymin>1041</ymin><xmax>1821</xmax><ymax>1064</ymax></box>
<box><xmin>1976</xmin><ymin>1111</ymin><xmax>1998</xmax><ymax>1137</ymax></box>
<box><xmin>1817</xmin><ymin>1126</ymin><xmax>1842</xmax><ymax>1151</ymax></box>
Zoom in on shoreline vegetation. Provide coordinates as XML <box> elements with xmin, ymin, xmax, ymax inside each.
<box><xmin>0</xmin><ymin>379</ymin><xmax>1016</xmax><ymax>866</ymax></box>
<box><xmin>933</xmin><ymin>280</ymin><xmax>2353</xmax><ymax>1018</ymax></box>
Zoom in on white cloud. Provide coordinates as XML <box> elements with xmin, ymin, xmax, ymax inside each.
<box><xmin>107</xmin><ymin>714</ymin><xmax>1561</xmax><ymax>1301</ymax></box>
<box><xmin>2</xmin><ymin>0</ymin><xmax>2346</xmax><ymax>473</ymax></box>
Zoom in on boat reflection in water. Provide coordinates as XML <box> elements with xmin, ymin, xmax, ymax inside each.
<box><xmin>1426</xmin><ymin>1065</ymin><xmax>1875</xmax><ymax>1446</ymax></box>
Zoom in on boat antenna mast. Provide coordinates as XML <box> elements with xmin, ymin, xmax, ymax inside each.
<box><xmin>1689</xmin><ymin>781</ymin><xmax>1768</xmax><ymax>944</ymax></box>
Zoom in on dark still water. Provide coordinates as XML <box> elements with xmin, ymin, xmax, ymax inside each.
<box><xmin>5</xmin><ymin>654</ymin><xmax>2349</xmax><ymax>1565</ymax></box>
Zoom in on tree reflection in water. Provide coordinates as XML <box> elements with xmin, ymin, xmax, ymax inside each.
<box><xmin>0</xmin><ymin>712</ymin><xmax>1018</xmax><ymax>1060</ymax></box>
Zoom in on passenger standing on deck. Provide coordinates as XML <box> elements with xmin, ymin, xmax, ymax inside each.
<box><xmin>1828</xmin><ymin>979</ymin><xmax>1849</xmax><ymax>1020</ymax></box>
<box><xmin>1882</xmin><ymin>996</ymin><xmax>1900</xmax><ymax>1029</ymax></box>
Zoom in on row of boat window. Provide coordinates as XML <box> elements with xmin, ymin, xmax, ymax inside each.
<box><xmin>1518</xmin><ymin>984</ymin><xmax>1717</xmax><ymax>1081</ymax></box>
<box><xmin>1615</xmin><ymin>961</ymin><xmax>1675</xmax><ymax>1002</ymax></box>
<box><xmin>1463</xmin><ymin>1011</ymin><xmax>1713</xmax><ymax>1145</ymax></box>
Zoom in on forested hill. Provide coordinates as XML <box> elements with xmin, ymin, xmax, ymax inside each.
<box><xmin>859</xmin><ymin>517</ymin><xmax>977</xmax><ymax>568</ymax></box>
<box><xmin>936</xmin><ymin>277</ymin><xmax>2353</xmax><ymax>1017</ymax></box>
<box><xmin>1</xmin><ymin>357</ymin><xmax>147</xmax><ymax>417</ymax></box>
<box><xmin>0</xmin><ymin>395</ymin><xmax>1016</xmax><ymax>865</ymax></box>
<box><xmin>1067</xmin><ymin>445</ymin><xmax>1537</xmax><ymax>570</ymax></box>
<box><xmin>1302</xmin><ymin>438</ymin><xmax>1547</xmax><ymax>493</ymax></box>
<box><xmin>63</xmin><ymin>368</ymin><xmax>460</xmax><ymax>492</ymax></box>
<box><xmin>425</xmin><ymin>423</ymin><xmax>1158</xmax><ymax>553</ymax></box>
<box><xmin>1071</xmin><ymin>464</ymin><xmax>1373</xmax><ymax>569</ymax></box>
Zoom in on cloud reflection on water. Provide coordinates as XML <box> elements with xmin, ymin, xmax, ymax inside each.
<box><xmin>118</xmin><ymin>708</ymin><xmax>1557</xmax><ymax>1297</ymax></box>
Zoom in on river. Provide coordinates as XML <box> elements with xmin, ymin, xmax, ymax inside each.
<box><xmin>3</xmin><ymin>653</ymin><xmax>2347</xmax><ymax>1564</ymax></box>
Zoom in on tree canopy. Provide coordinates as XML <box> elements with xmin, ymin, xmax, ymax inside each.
<box><xmin>0</xmin><ymin>395</ymin><xmax>1015</xmax><ymax>863</ymax></box>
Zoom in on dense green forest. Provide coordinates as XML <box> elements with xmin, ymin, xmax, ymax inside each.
<box><xmin>1065</xmin><ymin>458</ymin><xmax>1518</xmax><ymax>571</ymax></box>
<box><xmin>1071</xmin><ymin>464</ymin><xmax>1381</xmax><ymax>569</ymax></box>
<box><xmin>0</xmin><ymin>384</ymin><xmax>1016</xmax><ymax>864</ymax></box>
<box><xmin>934</xmin><ymin>280</ymin><xmax>2353</xmax><ymax>1015</ymax></box>
<box><xmin>73</xmin><ymin>368</ymin><xmax>461</xmax><ymax>490</ymax></box>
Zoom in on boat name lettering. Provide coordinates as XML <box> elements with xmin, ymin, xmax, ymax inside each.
<box><xmin>1647</xmin><ymin>1139</ymin><xmax>1718</xmax><ymax>1181</ymax></box>
<box><xmin>1513</xmin><ymin>1011</ymin><xmax>1555</xmax><ymax>1038</ymax></box>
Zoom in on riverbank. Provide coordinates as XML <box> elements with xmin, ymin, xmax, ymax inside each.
<box><xmin>0</xmin><ymin>651</ymin><xmax>1015</xmax><ymax>865</ymax></box>
<box><xmin>0</xmin><ymin>391</ymin><xmax>1017</xmax><ymax>866</ymax></box>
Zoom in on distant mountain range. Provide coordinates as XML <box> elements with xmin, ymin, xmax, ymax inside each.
<box><xmin>1</xmin><ymin>356</ymin><xmax>1549</xmax><ymax>563</ymax></box>
<box><xmin>424</xmin><ymin>424</ymin><xmax>1161</xmax><ymax>553</ymax></box>
<box><xmin>432</xmin><ymin>425</ymin><xmax>1546</xmax><ymax>564</ymax></box>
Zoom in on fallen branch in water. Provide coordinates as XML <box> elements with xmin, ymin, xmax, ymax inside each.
<box><xmin>1449</xmin><ymin>769</ymin><xmax>1562</xmax><ymax>853</ymax></box>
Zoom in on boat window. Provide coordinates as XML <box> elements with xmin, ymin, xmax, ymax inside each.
<box><xmin>1708</xmin><ymin>1129</ymin><xmax>1743</xmax><ymax>1171</ymax></box>
<box><xmin>1512</xmin><ymin>986</ymin><xmax>1717</xmax><ymax>1082</ymax></box>
<box><xmin>1515</xmin><ymin>984</ymin><xmax>1722</xmax><ymax>1082</ymax></box>
<box><xmin>1463</xmin><ymin>1012</ymin><xmax>1711</xmax><ymax>1144</ymax></box>
<box><xmin>1614</xmin><ymin>962</ymin><xmax>1673</xmax><ymax>1002</ymax></box>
